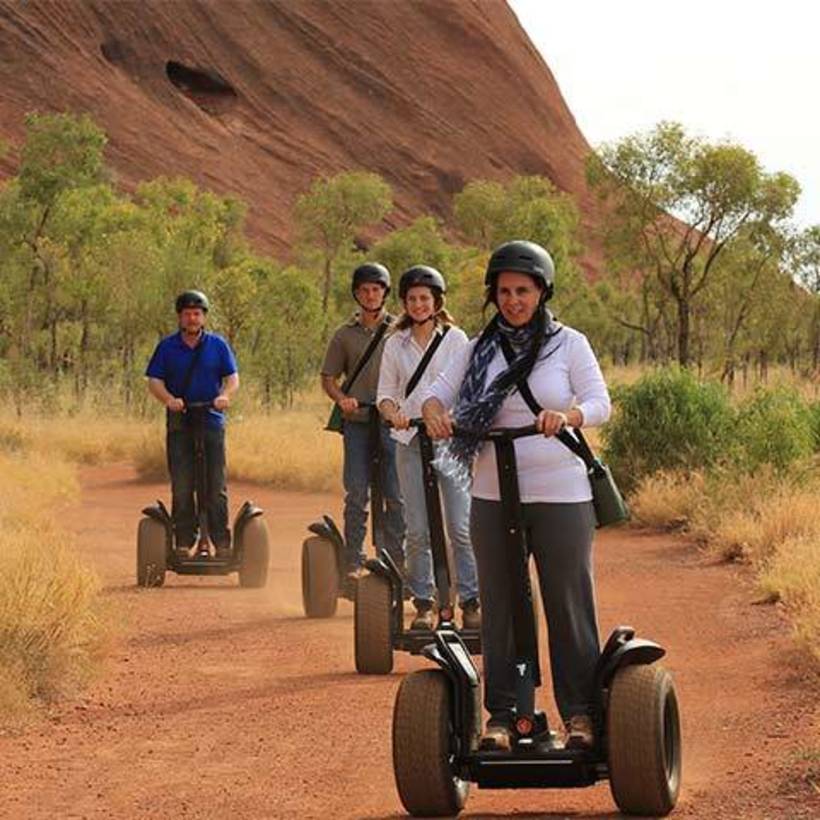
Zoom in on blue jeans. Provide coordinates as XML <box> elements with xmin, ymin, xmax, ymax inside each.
<box><xmin>166</xmin><ymin>425</ymin><xmax>230</xmax><ymax>549</ymax></box>
<box><xmin>342</xmin><ymin>420</ymin><xmax>405</xmax><ymax>570</ymax></box>
<box><xmin>395</xmin><ymin>436</ymin><xmax>478</xmax><ymax>603</ymax></box>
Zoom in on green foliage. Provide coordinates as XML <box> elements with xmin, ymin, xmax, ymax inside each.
<box><xmin>372</xmin><ymin>216</ymin><xmax>453</xmax><ymax>277</ymax></box>
<box><xmin>603</xmin><ymin>368</ymin><xmax>735</xmax><ymax>489</ymax></box>
<box><xmin>587</xmin><ymin>121</ymin><xmax>800</xmax><ymax>366</ymax></box>
<box><xmin>733</xmin><ymin>388</ymin><xmax>815</xmax><ymax>472</ymax></box>
<box><xmin>809</xmin><ymin>402</ymin><xmax>820</xmax><ymax>452</ymax></box>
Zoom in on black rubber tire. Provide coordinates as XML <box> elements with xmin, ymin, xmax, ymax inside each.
<box><xmin>354</xmin><ymin>573</ymin><xmax>393</xmax><ymax>675</ymax></box>
<box><xmin>393</xmin><ymin>669</ymin><xmax>469</xmax><ymax>817</ymax></box>
<box><xmin>301</xmin><ymin>536</ymin><xmax>339</xmax><ymax>618</ymax></box>
<box><xmin>607</xmin><ymin>663</ymin><xmax>682</xmax><ymax>817</ymax></box>
<box><xmin>238</xmin><ymin>515</ymin><xmax>269</xmax><ymax>588</ymax></box>
<box><xmin>136</xmin><ymin>517</ymin><xmax>167</xmax><ymax>588</ymax></box>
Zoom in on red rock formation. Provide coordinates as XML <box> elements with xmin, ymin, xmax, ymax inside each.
<box><xmin>0</xmin><ymin>0</ymin><xmax>600</xmax><ymax>268</ymax></box>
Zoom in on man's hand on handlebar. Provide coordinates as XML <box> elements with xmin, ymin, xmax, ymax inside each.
<box><xmin>213</xmin><ymin>394</ymin><xmax>230</xmax><ymax>411</ymax></box>
<box><xmin>166</xmin><ymin>397</ymin><xmax>185</xmax><ymax>413</ymax></box>
<box><xmin>536</xmin><ymin>409</ymin><xmax>568</xmax><ymax>437</ymax></box>
<box><xmin>338</xmin><ymin>396</ymin><xmax>359</xmax><ymax>414</ymax></box>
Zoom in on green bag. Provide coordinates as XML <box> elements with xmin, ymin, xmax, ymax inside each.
<box><xmin>325</xmin><ymin>403</ymin><xmax>344</xmax><ymax>434</ymax></box>
<box><xmin>324</xmin><ymin>318</ymin><xmax>391</xmax><ymax>435</ymax></box>
<box><xmin>586</xmin><ymin>457</ymin><xmax>630</xmax><ymax>528</ymax></box>
<box><xmin>557</xmin><ymin>429</ymin><xmax>629</xmax><ymax>528</ymax></box>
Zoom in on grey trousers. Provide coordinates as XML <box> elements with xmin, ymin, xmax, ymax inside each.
<box><xmin>470</xmin><ymin>498</ymin><xmax>599</xmax><ymax>725</ymax></box>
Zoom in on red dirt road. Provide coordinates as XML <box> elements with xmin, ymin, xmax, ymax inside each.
<box><xmin>1</xmin><ymin>465</ymin><xmax>818</xmax><ymax>819</ymax></box>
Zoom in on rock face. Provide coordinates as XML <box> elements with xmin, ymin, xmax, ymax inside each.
<box><xmin>0</xmin><ymin>0</ymin><xmax>598</xmax><ymax>265</ymax></box>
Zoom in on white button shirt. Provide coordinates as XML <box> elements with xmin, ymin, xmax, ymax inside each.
<box><xmin>377</xmin><ymin>324</ymin><xmax>470</xmax><ymax>445</ymax></box>
<box><xmin>423</xmin><ymin>326</ymin><xmax>612</xmax><ymax>503</ymax></box>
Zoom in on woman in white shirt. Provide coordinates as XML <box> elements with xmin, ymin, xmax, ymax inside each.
<box><xmin>422</xmin><ymin>241</ymin><xmax>611</xmax><ymax>753</ymax></box>
<box><xmin>377</xmin><ymin>266</ymin><xmax>480</xmax><ymax>632</ymax></box>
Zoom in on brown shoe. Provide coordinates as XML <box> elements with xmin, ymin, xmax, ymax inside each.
<box><xmin>479</xmin><ymin>723</ymin><xmax>513</xmax><ymax>752</ymax></box>
<box><xmin>565</xmin><ymin>714</ymin><xmax>595</xmax><ymax>750</ymax></box>
<box><xmin>410</xmin><ymin>599</ymin><xmax>435</xmax><ymax>630</ymax></box>
<box><xmin>460</xmin><ymin>598</ymin><xmax>481</xmax><ymax>630</ymax></box>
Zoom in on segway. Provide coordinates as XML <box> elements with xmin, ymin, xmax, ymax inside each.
<box><xmin>355</xmin><ymin>420</ymin><xmax>481</xmax><ymax>675</ymax></box>
<box><xmin>301</xmin><ymin>403</ymin><xmax>391</xmax><ymax>618</ymax></box>
<box><xmin>137</xmin><ymin>402</ymin><xmax>270</xmax><ymax>588</ymax></box>
<box><xmin>392</xmin><ymin>425</ymin><xmax>682</xmax><ymax>817</ymax></box>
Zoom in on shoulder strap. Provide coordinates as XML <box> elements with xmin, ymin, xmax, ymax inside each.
<box><xmin>499</xmin><ymin>335</ymin><xmax>597</xmax><ymax>469</ymax></box>
<box><xmin>341</xmin><ymin>318</ymin><xmax>390</xmax><ymax>394</ymax></box>
<box><xmin>404</xmin><ymin>325</ymin><xmax>450</xmax><ymax>398</ymax></box>
<box><xmin>179</xmin><ymin>334</ymin><xmax>207</xmax><ymax>401</ymax></box>
<box><xmin>499</xmin><ymin>335</ymin><xmax>542</xmax><ymax>416</ymax></box>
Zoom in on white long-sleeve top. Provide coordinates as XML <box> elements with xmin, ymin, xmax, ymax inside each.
<box><xmin>423</xmin><ymin>325</ymin><xmax>611</xmax><ymax>503</ymax></box>
<box><xmin>377</xmin><ymin>324</ymin><xmax>470</xmax><ymax>446</ymax></box>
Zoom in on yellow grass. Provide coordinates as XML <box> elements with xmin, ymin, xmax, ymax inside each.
<box><xmin>631</xmin><ymin>464</ymin><xmax>820</xmax><ymax>667</ymax></box>
<box><xmin>0</xmin><ymin>451</ymin><xmax>109</xmax><ymax>723</ymax></box>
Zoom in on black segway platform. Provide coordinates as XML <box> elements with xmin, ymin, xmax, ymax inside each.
<box><xmin>392</xmin><ymin>425</ymin><xmax>682</xmax><ymax>817</ymax></box>
<box><xmin>355</xmin><ymin>421</ymin><xmax>480</xmax><ymax>675</ymax></box>
<box><xmin>136</xmin><ymin>403</ymin><xmax>270</xmax><ymax>588</ymax></box>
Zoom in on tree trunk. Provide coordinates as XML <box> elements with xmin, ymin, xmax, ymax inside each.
<box><xmin>676</xmin><ymin>298</ymin><xmax>691</xmax><ymax>367</ymax></box>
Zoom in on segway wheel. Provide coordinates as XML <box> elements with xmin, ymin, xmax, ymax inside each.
<box><xmin>238</xmin><ymin>515</ymin><xmax>269</xmax><ymax>588</ymax></box>
<box><xmin>354</xmin><ymin>573</ymin><xmax>393</xmax><ymax>674</ymax></box>
<box><xmin>301</xmin><ymin>536</ymin><xmax>339</xmax><ymax>618</ymax></box>
<box><xmin>136</xmin><ymin>517</ymin><xmax>167</xmax><ymax>588</ymax></box>
<box><xmin>607</xmin><ymin>663</ymin><xmax>682</xmax><ymax>817</ymax></box>
<box><xmin>393</xmin><ymin>669</ymin><xmax>468</xmax><ymax>817</ymax></box>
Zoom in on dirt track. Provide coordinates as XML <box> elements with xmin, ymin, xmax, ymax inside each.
<box><xmin>0</xmin><ymin>465</ymin><xmax>818</xmax><ymax>819</ymax></box>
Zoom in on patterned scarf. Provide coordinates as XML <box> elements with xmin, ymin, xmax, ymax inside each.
<box><xmin>434</xmin><ymin>308</ymin><xmax>561</xmax><ymax>490</ymax></box>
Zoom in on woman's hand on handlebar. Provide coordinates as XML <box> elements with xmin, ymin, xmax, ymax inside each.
<box><xmin>422</xmin><ymin>398</ymin><xmax>453</xmax><ymax>440</ymax></box>
<box><xmin>166</xmin><ymin>397</ymin><xmax>185</xmax><ymax>413</ymax></box>
<box><xmin>390</xmin><ymin>410</ymin><xmax>411</xmax><ymax>430</ymax></box>
<box><xmin>536</xmin><ymin>409</ymin><xmax>568</xmax><ymax>438</ymax></box>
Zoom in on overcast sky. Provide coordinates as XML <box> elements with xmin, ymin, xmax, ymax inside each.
<box><xmin>509</xmin><ymin>0</ymin><xmax>819</xmax><ymax>229</ymax></box>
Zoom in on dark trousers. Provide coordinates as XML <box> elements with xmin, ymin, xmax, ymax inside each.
<box><xmin>167</xmin><ymin>426</ymin><xmax>230</xmax><ymax>549</ymax></box>
<box><xmin>470</xmin><ymin>499</ymin><xmax>599</xmax><ymax>724</ymax></box>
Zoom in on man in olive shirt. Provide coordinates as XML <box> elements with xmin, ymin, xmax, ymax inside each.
<box><xmin>321</xmin><ymin>263</ymin><xmax>405</xmax><ymax>579</ymax></box>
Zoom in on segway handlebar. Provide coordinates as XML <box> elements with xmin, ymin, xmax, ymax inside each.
<box><xmin>407</xmin><ymin>419</ymin><xmax>541</xmax><ymax>441</ymax></box>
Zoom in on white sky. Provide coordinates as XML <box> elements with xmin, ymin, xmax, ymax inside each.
<box><xmin>509</xmin><ymin>0</ymin><xmax>820</xmax><ymax>229</ymax></box>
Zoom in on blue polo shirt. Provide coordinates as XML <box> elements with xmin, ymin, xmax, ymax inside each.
<box><xmin>146</xmin><ymin>331</ymin><xmax>238</xmax><ymax>430</ymax></box>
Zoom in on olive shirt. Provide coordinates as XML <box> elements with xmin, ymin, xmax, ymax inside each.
<box><xmin>321</xmin><ymin>312</ymin><xmax>394</xmax><ymax>424</ymax></box>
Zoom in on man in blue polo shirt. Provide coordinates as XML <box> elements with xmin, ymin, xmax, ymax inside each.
<box><xmin>146</xmin><ymin>290</ymin><xmax>239</xmax><ymax>558</ymax></box>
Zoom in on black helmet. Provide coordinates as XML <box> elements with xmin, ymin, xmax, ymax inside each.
<box><xmin>175</xmin><ymin>289</ymin><xmax>210</xmax><ymax>313</ymax></box>
<box><xmin>485</xmin><ymin>240</ymin><xmax>555</xmax><ymax>294</ymax></box>
<box><xmin>399</xmin><ymin>265</ymin><xmax>446</xmax><ymax>299</ymax></box>
<box><xmin>351</xmin><ymin>262</ymin><xmax>391</xmax><ymax>296</ymax></box>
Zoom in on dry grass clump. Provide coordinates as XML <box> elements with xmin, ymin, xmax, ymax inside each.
<box><xmin>759</xmin><ymin>536</ymin><xmax>820</xmax><ymax>663</ymax></box>
<box><xmin>133</xmin><ymin>409</ymin><xmax>342</xmax><ymax>492</ymax></box>
<box><xmin>630</xmin><ymin>463</ymin><xmax>820</xmax><ymax>667</ymax></box>
<box><xmin>0</xmin><ymin>451</ymin><xmax>109</xmax><ymax>723</ymax></box>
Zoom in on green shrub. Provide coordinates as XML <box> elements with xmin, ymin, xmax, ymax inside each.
<box><xmin>602</xmin><ymin>367</ymin><xmax>734</xmax><ymax>490</ymax></box>
<box><xmin>733</xmin><ymin>387</ymin><xmax>815</xmax><ymax>472</ymax></box>
<box><xmin>809</xmin><ymin>401</ymin><xmax>820</xmax><ymax>452</ymax></box>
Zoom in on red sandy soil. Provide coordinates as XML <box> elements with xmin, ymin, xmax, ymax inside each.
<box><xmin>0</xmin><ymin>464</ymin><xmax>818</xmax><ymax>819</ymax></box>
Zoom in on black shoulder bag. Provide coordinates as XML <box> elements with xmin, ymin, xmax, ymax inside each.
<box><xmin>325</xmin><ymin>318</ymin><xmax>391</xmax><ymax>434</ymax></box>
<box><xmin>499</xmin><ymin>336</ymin><xmax>628</xmax><ymax>528</ymax></box>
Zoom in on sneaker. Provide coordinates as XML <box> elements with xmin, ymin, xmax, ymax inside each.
<box><xmin>410</xmin><ymin>599</ymin><xmax>435</xmax><ymax>630</ymax></box>
<box><xmin>460</xmin><ymin>598</ymin><xmax>481</xmax><ymax>630</ymax></box>
<box><xmin>565</xmin><ymin>714</ymin><xmax>595</xmax><ymax>750</ymax></box>
<box><xmin>479</xmin><ymin>722</ymin><xmax>513</xmax><ymax>752</ymax></box>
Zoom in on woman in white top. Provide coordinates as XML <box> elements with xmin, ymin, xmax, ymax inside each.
<box><xmin>422</xmin><ymin>241</ymin><xmax>611</xmax><ymax>753</ymax></box>
<box><xmin>377</xmin><ymin>266</ymin><xmax>480</xmax><ymax>632</ymax></box>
